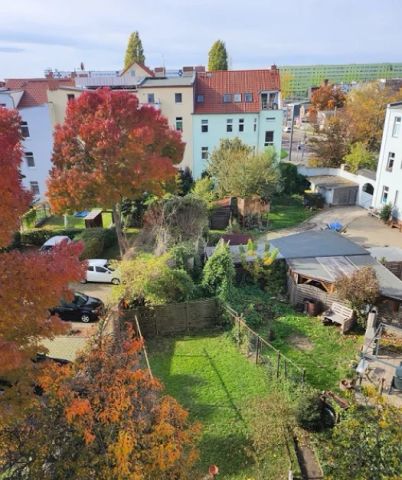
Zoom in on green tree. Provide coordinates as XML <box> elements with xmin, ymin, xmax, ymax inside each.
<box><xmin>124</xmin><ymin>31</ymin><xmax>145</xmax><ymax>68</ymax></box>
<box><xmin>202</xmin><ymin>240</ymin><xmax>235</xmax><ymax>300</ymax></box>
<box><xmin>344</xmin><ymin>142</ymin><xmax>377</xmax><ymax>173</ymax></box>
<box><xmin>208</xmin><ymin>40</ymin><xmax>228</xmax><ymax>71</ymax></box>
<box><xmin>191</xmin><ymin>177</ymin><xmax>216</xmax><ymax>209</ymax></box>
<box><xmin>308</xmin><ymin>116</ymin><xmax>349</xmax><ymax>168</ymax></box>
<box><xmin>208</xmin><ymin>138</ymin><xmax>280</xmax><ymax>200</ymax></box>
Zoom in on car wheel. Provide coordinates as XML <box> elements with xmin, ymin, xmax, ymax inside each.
<box><xmin>80</xmin><ymin>278</ymin><xmax>87</xmax><ymax>284</ymax></box>
<box><xmin>111</xmin><ymin>278</ymin><xmax>120</xmax><ymax>285</ymax></box>
<box><xmin>81</xmin><ymin>314</ymin><xmax>91</xmax><ymax>323</ymax></box>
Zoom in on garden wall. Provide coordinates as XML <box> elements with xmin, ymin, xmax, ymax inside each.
<box><xmin>120</xmin><ymin>298</ymin><xmax>219</xmax><ymax>337</ymax></box>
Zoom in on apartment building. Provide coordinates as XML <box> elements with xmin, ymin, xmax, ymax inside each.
<box><xmin>0</xmin><ymin>77</ymin><xmax>74</xmax><ymax>200</ymax></box>
<box><xmin>192</xmin><ymin>67</ymin><xmax>283</xmax><ymax>178</ymax></box>
<box><xmin>373</xmin><ymin>102</ymin><xmax>402</xmax><ymax>226</ymax></box>
<box><xmin>281</xmin><ymin>63</ymin><xmax>402</xmax><ymax>100</ymax></box>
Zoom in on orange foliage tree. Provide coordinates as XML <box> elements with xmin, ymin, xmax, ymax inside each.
<box><xmin>310</xmin><ymin>82</ymin><xmax>346</xmax><ymax>111</ymax></box>
<box><xmin>0</xmin><ymin>107</ymin><xmax>85</xmax><ymax>417</ymax></box>
<box><xmin>47</xmin><ymin>89</ymin><xmax>185</xmax><ymax>255</ymax></box>
<box><xmin>0</xmin><ymin>331</ymin><xmax>200</xmax><ymax>479</ymax></box>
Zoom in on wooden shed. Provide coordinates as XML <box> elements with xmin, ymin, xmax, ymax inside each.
<box><xmin>84</xmin><ymin>209</ymin><xmax>103</xmax><ymax>228</ymax></box>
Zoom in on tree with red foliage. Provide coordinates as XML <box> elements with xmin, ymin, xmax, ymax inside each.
<box><xmin>0</xmin><ymin>107</ymin><xmax>85</xmax><ymax>417</ymax></box>
<box><xmin>47</xmin><ymin>89</ymin><xmax>185</xmax><ymax>255</ymax></box>
<box><xmin>0</xmin><ymin>331</ymin><xmax>200</xmax><ymax>479</ymax></box>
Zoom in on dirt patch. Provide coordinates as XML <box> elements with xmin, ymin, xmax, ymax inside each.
<box><xmin>288</xmin><ymin>334</ymin><xmax>313</xmax><ymax>351</ymax></box>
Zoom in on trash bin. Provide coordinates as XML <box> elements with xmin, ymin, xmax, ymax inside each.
<box><xmin>304</xmin><ymin>299</ymin><xmax>317</xmax><ymax>316</ymax></box>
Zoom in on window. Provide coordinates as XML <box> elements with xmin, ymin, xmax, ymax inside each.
<box><xmin>381</xmin><ymin>186</ymin><xmax>389</xmax><ymax>204</ymax></box>
<box><xmin>25</xmin><ymin>152</ymin><xmax>35</xmax><ymax>167</ymax></box>
<box><xmin>147</xmin><ymin>93</ymin><xmax>155</xmax><ymax>104</ymax></box>
<box><xmin>244</xmin><ymin>93</ymin><xmax>253</xmax><ymax>103</ymax></box>
<box><xmin>0</xmin><ymin>103</ymin><xmax>6</xmax><ymax>107</ymax></box>
<box><xmin>264</xmin><ymin>131</ymin><xmax>274</xmax><ymax>146</ymax></box>
<box><xmin>175</xmin><ymin>117</ymin><xmax>183</xmax><ymax>132</ymax></box>
<box><xmin>95</xmin><ymin>266</ymin><xmax>107</xmax><ymax>273</ymax></box>
<box><xmin>87</xmin><ymin>266</ymin><xmax>94</xmax><ymax>272</ymax></box>
<box><xmin>253</xmin><ymin>118</ymin><xmax>257</xmax><ymax>132</ymax></box>
<box><xmin>30</xmin><ymin>181</ymin><xmax>40</xmax><ymax>196</ymax></box>
<box><xmin>233</xmin><ymin>93</ymin><xmax>241</xmax><ymax>102</ymax></box>
<box><xmin>226</xmin><ymin>119</ymin><xmax>233</xmax><ymax>132</ymax></box>
<box><xmin>238</xmin><ymin>118</ymin><xmax>244</xmax><ymax>132</ymax></box>
<box><xmin>201</xmin><ymin>119</ymin><xmax>208</xmax><ymax>133</ymax></box>
<box><xmin>67</xmin><ymin>93</ymin><xmax>75</xmax><ymax>102</ymax></box>
<box><xmin>223</xmin><ymin>94</ymin><xmax>232</xmax><ymax>103</ymax></box>
<box><xmin>386</xmin><ymin>152</ymin><xmax>395</xmax><ymax>171</ymax></box>
<box><xmin>20</xmin><ymin>121</ymin><xmax>29</xmax><ymax>138</ymax></box>
<box><xmin>175</xmin><ymin>93</ymin><xmax>182</xmax><ymax>103</ymax></box>
<box><xmin>196</xmin><ymin>95</ymin><xmax>204</xmax><ymax>103</ymax></box>
<box><xmin>201</xmin><ymin>147</ymin><xmax>209</xmax><ymax>160</ymax></box>
<box><xmin>392</xmin><ymin>116</ymin><xmax>401</xmax><ymax>137</ymax></box>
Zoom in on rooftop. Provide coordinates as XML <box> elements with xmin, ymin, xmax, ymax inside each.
<box><xmin>4</xmin><ymin>77</ymin><xmax>74</xmax><ymax>107</ymax></box>
<box><xmin>194</xmin><ymin>68</ymin><xmax>280</xmax><ymax>114</ymax></box>
<box><xmin>139</xmin><ymin>75</ymin><xmax>195</xmax><ymax>88</ymax></box>
<box><xmin>269</xmin><ymin>231</ymin><xmax>368</xmax><ymax>259</ymax></box>
<box><xmin>307</xmin><ymin>175</ymin><xmax>358</xmax><ymax>188</ymax></box>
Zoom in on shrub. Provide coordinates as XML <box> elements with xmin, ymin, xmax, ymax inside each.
<box><xmin>379</xmin><ymin>203</ymin><xmax>392</xmax><ymax>223</ymax></box>
<box><xmin>114</xmin><ymin>254</ymin><xmax>195</xmax><ymax>305</ymax></box>
<box><xmin>77</xmin><ymin>236</ymin><xmax>104</xmax><ymax>260</ymax></box>
<box><xmin>278</xmin><ymin>163</ymin><xmax>310</xmax><ymax>195</ymax></box>
<box><xmin>20</xmin><ymin>228</ymin><xmax>82</xmax><ymax>246</ymax></box>
<box><xmin>169</xmin><ymin>242</ymin><xmax>196</xmax><ymax>273</ymax></box>
<box><xmin>296</xmin><ymin>392</ymin><xmax>326</xmax><ymax>432</ymax></box>
<box><xmin>202</xmin><ymin>240</ymin><xmax>235</xmax><ymax>300</ymax></box>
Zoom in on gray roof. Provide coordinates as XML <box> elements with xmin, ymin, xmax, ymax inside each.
<box><xmin>307</xmin><ymin>175</ymin><xmax>358</xmax><ymax>188</ymax></box>
<box><xmin>269</xmin><ymin>231</ymin><xmax>368</xmax><ymax>259</ymax></box>
<box><xmin>368</xmin><ymin>247</ymin><xmax>402</xmax><ymax>263</ymax></box>
<box><xmin>139</xmin><ymin>76</ymin><xmax>195</xmax><ymax>88</ymax></box>
<box><xmin>288</xmin><ymin>254</ymin><xmax>402</xmax><ymax>301</ymax></box>
<box><xmin>357</xmin><ymin>168</ymin><xmax>376</xmax><ymax>181</ymax></box>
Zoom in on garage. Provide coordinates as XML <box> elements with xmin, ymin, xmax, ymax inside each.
<box><xmin>307</xmin><ymin>175</ymin><xmax>359</xmax><ymax>206</ymax></box>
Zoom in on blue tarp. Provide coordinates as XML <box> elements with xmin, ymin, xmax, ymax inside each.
<box><xmin>327</xmin><ymin>221</ymin><xmax>343</xmax><ymax>232</ymax></box>
<box><xmin>74</xmin><ymin>210</ymin><xmax>89</xmax><ymax>218</ymax></box>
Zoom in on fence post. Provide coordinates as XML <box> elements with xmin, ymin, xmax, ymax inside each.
<box><xmin>276</xmin><ymin>352</ymin><xmax>281</xmax><ymax>378</ymax></box>
<box><xmin>255</xmin><ymin>336</ymin><xmax>260</xmax><ymax>365</ymax></box>
<box><xmin>238</xmin><ymin>317</ymin><xmax>241</xmax><ymax>346</ymax></box>
<box><xmin>185</xmin><ymin>302</ymin><xmax>190</xmax><ymax>334</ymax></box>
<box><xmin>284</xmin><ymin>359</ymin><xmax>287</xmax><ymax>378</ymax></box>
<box><xmin>301</xmin><ymin>369</ymin><xmax>306</xmax><ymax>385</ymax></box>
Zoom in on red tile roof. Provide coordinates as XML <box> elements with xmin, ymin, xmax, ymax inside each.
<box><xmin>120</xmin><ymin>62</ymin><xmax>154</xmax><ymax>77</ymax></box>
<box><xmin>4</xmin><ymin>78</ymin><xmax>74</xmax><ymax>108</ymax></box>
<box><xmin>194</xmin><ymin>68</ymin><xmax>280</xmax><ymax>114</ymax></box>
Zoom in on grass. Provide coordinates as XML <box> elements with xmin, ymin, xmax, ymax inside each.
<box><xmin>147</xmin><ymin>333</ymin><xmax>293</xmax><ymax>479</ymax></box>
<box><xmin>262</xmin><ymin>313</ymin><xmax>362</xmax><ymax>390</ymax></box>
<box><xmin>267</xmin><ymin>196</ymin><xmax>314</xmax><ymax>231</ymax></box>
<box><xmin>34</xmin><ymin>211</ymin><xmax>113</xmax><ymax>230</ymax></box>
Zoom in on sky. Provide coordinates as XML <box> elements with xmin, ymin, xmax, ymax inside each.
<box><xmin>1</xmin><ymin>0</ymin><xmax>402</xmax><ymax>79</ymax></box>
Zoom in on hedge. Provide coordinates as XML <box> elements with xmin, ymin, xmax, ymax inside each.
<box><xmin>21</xmin><ymin>227</ymin><xmax>117</xmax><ymax>249</ymax></box>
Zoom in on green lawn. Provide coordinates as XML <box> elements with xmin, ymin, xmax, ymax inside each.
<box><xmin>147</xmin><ymin>333</ymin><xmax>294</xmax><ymax>479</ymax></box>
<box><xmin>267</xmin><ymin>196</ymin><xmax>314</xmax><ymax>231</ymax></box>
<box><xmin>36</xmin><ymin>211</ymin><xmax>113</xmax><ymax>230</ymax></box>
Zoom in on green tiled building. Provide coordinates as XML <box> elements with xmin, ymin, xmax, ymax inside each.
<box><xmin>280</xmin><ymin>63</ymin><xmax>402</xmax><ymax>100</ymax></box>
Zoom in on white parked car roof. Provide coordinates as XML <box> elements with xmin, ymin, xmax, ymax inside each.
<box><xmin>42</xmin><ymin>235</ymin><xmax>71</xmax><ymax>247</ymax></box>
<box><xmin>87</xmin><ymin>259</ymin><xmax>109</xmax><ymax>266</ymax></box>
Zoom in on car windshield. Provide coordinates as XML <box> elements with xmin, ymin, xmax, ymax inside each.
<box><xmin>73</xmin><ymin>293</ymin><xmax>89</xmax><ymax>307</ymax></box>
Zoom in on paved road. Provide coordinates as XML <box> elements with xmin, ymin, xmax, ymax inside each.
<box><xmin>71</xmin><ymin>281</ymin><xmax>114</xmax><ymax>306</ymax></box>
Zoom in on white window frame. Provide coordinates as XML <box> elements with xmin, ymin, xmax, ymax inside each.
<box><xmin>201</xmin><ymin>147</ymin><xmax>208</xmax><ymax>160</ymax></box>
<box><xmin>20</xmin><ymin>121</ymin><xmax>30</xmax><ymax>138</ymax></box>
<box><xmin>386</xmin><ymin>152</ymin><xmax>395</xmax><ymax>171</ymax></box>
<box><xmin>175</xmin><ymin>117</ymin><xmax>183</xmax><ymax>132</ymax></box>
<box><xmin>30</xmin><ymin>181</ymin><xmax>40</xmax><ymax>196</ymax></box>
<box><xmin>238</xmin><ymin>118</ymin><xmax>244</xmax><ymax>132</ymax></box>
<box><xmin>264</xmin><ymin>130</ymin><xmax>274</xmax><ymax>146</ymax></box>
<box><xmin>201</xmin><ymin>119</ymin><xmax>208</xmax><ymax>133</ymax></box>
<box><xmin>223</xmin><ymin>94</ymin><xmax>232</xmax><ymax>103</ymax></box>
<box><xmin>226</xmin><ymin>119</ymin><xmax>233</xmax><ymax>132</ymax></box>
<box><xmin>392</xmin><ymin>116</ymin><xmax>401</xmax><ymax>138</ymax></box>
<box><xmin>147</xmin><ymin>93</ymin><xmax>155</xmax><ymax>104</ymax></box>
<box><xmin>25</xmin><ymin>152</ymin><xmax>35</xmax><ymax>168</ymax></box>
<box><xmin>233</xmin><ymin>93</ymin><xmax>241</xmax><ymax>103</ymax></box>
<box><xmin>381</xmin><ymin>185</ymin><xmax>389</xmax><ymax>204</ymax></box>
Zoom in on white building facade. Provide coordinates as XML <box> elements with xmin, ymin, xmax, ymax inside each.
<box><xmin>373</xmin><ymin>102</ymin><xmax>402</xmax><ymax>225</ymax></box>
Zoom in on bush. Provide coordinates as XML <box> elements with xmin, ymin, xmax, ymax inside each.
<box><xmin>114</xmin><ymin>254</ymin><xmax>195</xmax><ymax>305</ymax></box>
<box><xmin>296</xmin><ymin>392</ymin><xmax>326</xmax><ymax>431</ymax></box>
<box><xmin>379</xmin><ymin>203</ymin><xmax>392</xmax><ymax>223</ymax></box>
<box><xmin>169</xmin><ymin>242</ymin><xmax>196</xmax><ymax>273</ymax></box>
<box><xmin>303</xmin><ymin>192</ymin><xmax>324</xmax><ymax>209</ymax></box>
<box><xmin>278</xmin><ymin>163</ymin><xmax>309</xmax><ymax>195</ymax></box>
<box><xmin>202</xmin><ymin>240</ymin><xmax>235</xmax><ymax>300</ymax></box>
<box><xmin>74</xmin><ymin>228</ymin><xmax>117</xmax><ymax>259</ymax></box>
<box><xmin>77</xmin><ymin>236</ymin><xmax>104</xmax><ymax>260</ymax></box>
<box><xmin>20</xmin><ymin>228</ymin><xmax>82</xmax><ymax>246</ymax></box>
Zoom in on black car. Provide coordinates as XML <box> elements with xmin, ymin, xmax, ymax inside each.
<box><xmin>51</xmin><ymin>292</ymin><xmax>104</xmax><ymax>323</ymax></box>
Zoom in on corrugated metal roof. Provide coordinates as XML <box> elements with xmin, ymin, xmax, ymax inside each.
<box><xmin>269</xmin><ymin>231</ymin><xmax>368</xmax><ymax>259</ymax></box>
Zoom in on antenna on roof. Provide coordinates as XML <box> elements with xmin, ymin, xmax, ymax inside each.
<box><xmin>80</xmin><ymin>62</ymin><xmax>85</xmax><ymax>71</ymax></box>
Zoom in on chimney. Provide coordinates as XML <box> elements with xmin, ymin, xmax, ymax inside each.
<box><xmin>182</xmin><ymin>66</ymin><xmax>194</xmax><ymax>77</ymax></box>
<box><xmin>271</xmin><ymin>64</ymin><xmax>277</xmax><ymax>71</ymax></box>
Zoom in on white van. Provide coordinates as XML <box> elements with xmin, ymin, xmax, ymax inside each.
<box><xmin>40</xmin><ymin>235</ymin><xmax>71</xmax><ymax>252</ymax></box>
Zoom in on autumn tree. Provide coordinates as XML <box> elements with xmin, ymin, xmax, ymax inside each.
<box><xmin>345</xmin><ymin>82</ymin><xmax>402</xmax><ymax>152</ymax></box>
<box><xmin>124</xmin><ymin>31</ymin><xmax>145</xmax><ymax>68</ymax></box>
<box><xmin>0</xmin><ymin>331</ymin><xmax>200</xmax><ymax>479</ymax></box>
<box><xmin>208</xmin><ymin>138</ymin><xmax>280</xmax><ymax>200</ymax></box>
<box><xmin>335</xmin><ymin>266</ymin><xmax>380</xmax><ymax>326</ymax></box>
<box><xmin>308</xmin><ymin>116</ymin><xmax>349</xmax><ymax>168</ymax></box>
<box><xmin>0</xmin><ymin>108</ymin><xmax>85</xmax><ymax>417</ymax></box>
<box><xmin>47</xmin><ymin>88</ymin><xmax>184</xmax><ymax>256</ymax></box>
<box><xmin>208</xmin><ymin>40</ymin><xmax>228</xmax><ymax>71</ymax></box>
<box><xmin>344</xmin><ymin>141</ymin><xmax>377</xmax><ymax>173</ymax></box>
<box><xmin>310</xmin><ymin>82</ymin><xmax>346</xmax><ymax>111</ymax></box>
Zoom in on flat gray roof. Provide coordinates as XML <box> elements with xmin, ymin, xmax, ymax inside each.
<box><xmin>269</xmin><ymin>231</ymin><xmax>368</xmax><ymax>259</ymax></box>
<box><xmin>307</xmin><ymin>175</ymin><xmax>358</xmax><ymax>188</ymax></box>
<box><xmin>139</xmin><ymin>76</ymin><xmax>195</xmax><ymax>88</ymax></box>
<box><xmin>357</xmin><ymin>168</ymin><xmax>376</xmax><ymax>181</ymax></box>
<box><xmin>368</xmin><ymin>247</ymin><xmax>402</xmax><ymax>263</ymax></box>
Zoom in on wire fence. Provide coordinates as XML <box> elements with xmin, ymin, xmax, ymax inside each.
<box><xmin>225</xmin><ymin>304</ymin><xmax>305</xmax><ymax>385</ymax></box>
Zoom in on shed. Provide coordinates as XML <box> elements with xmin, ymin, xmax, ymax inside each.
<box><xmin>84</xmin><ymin>209</ymin><xmax>103</xmax><ymax>228</ymax></box>
<box><xmin>307</xmin><ymin>175</ymin><xmax>359</xmax><ymax>206</ymax></box>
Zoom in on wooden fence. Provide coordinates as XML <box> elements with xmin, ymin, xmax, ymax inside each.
<box><xmin>120</xmin><ymin>298</ymin><xmax>219</xmax><ymax>337</ymax></box>
<box><xmin>225</xmin><ymin>304</ymin><xmax>306</xmax><ymax>384</ymax></box>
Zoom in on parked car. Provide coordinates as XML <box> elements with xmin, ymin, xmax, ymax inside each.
<box><xmin>40</xmin><ymin>235</ymin><xmax>71</xmax><ymax>252</ymax></box>
<box><xmin>283</xmin><ymin>125</ymin><xmax>292</xmax><ymax>133</ymax></box>
<box><xmin>83</xmin><ymin>259</ymin><xmax>120</xmax><ymax>285</ymax></box>
<box><xmin>50</xmin><ymin>292</ymin><xmax>104</xmax><ymax>323</ymax></box>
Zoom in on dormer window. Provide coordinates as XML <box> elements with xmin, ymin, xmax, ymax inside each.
<box><xmin>233</xmin><ymin>93</ymin><xmax>241</xmax><ymax>102</ymax></box>
<box><xmin>197</xmin><ymin>95</ymin><xmax>204</xmax><ymax>103</ymax></box>
<box><xmin>244</xmin><ymin>93</ymin><xmax>253</xmax><ymax>103</ymax></box>
<box><xmin>223</xmin><ymin>94</ymin><xmax>232</xmax><ymax>103</ymax></box>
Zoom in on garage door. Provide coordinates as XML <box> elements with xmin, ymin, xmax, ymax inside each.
<box><xmin>332</xmin><ymin>187</ymin><xmax>358</xmax><ymax>206</ymax></box>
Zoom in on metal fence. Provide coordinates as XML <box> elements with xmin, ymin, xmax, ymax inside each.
<box><xmin>225</xmin><ymin>304</ymin><xmax>305</xmax><ymax>384</ymax></box>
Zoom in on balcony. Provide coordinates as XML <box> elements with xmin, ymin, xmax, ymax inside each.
<box><xmin>261</xmin><ymin>91</ymin><xmax>279</xmax><ymax>110</ymax></box>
